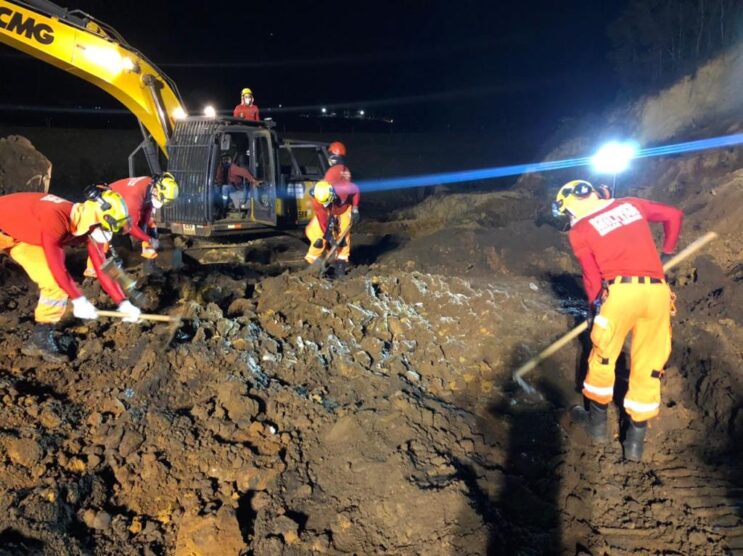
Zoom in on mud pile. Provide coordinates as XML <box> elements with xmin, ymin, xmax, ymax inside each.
<box><xmin>0</xmin><ymin>265</ymin><xmax>580</xmax><ymax>554</ymax></box>
<box><xmin>0</xmin><ymin>135</ymin><xmax>51</xmax><ymax>196</ymax></box>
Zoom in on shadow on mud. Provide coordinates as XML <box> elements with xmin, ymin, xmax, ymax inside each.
<box><xmin>352</xmin><ymin>234</ymin><xmax>404</xmax><ymax>266</ymax></box>
<box><xmin>455</xmin><ymin>354</ymin><xmax>569</xmax><ymax>554</ymax></box>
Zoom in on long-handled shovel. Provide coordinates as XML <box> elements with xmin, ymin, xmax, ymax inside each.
<box><xmin>318</xmin><ymin>222</ymin><xmax>353</xmax><ymax>276</ymax></box>
<box><xmin>96</xmin><ymin>310</ymin><xmax>181</xmax><ymax>323</ymax></box>
<box><xmin>512</xmin><ymin>231</ymin><xmax>718</xmax><ymax>393</ymax></box>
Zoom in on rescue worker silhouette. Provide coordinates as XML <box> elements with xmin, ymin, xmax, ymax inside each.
<box><xmin>304</xmin><ymin>178</ymin><xmax>360</xmax><ymax>276</ymax></box>
<box><xmin>216</xmin><ymin>153</ymin><xmax>260</xmax><ymax>211</ymax></box>
<box><xmin>233</xmin><ymin>87</ymin><xmax>260</xmax><ymax>121</ymax></box>
<box><xmin>0</xmin><ymin>190</ymin><xmax>139</xmax><ymax>363</ymax></box>
<box><xmin>553</xmin><ymin>180</ymin><xmax>683</xmax><ymax>461</ymax></box>
<box><xmin>84</xmin><ymin>173</ymin><xmax>180</xmax><ymax>276</ymax></box>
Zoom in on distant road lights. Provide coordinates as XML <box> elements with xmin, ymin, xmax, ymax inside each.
<box><xmin>358</xmin><ymin>109</ymin><xmax>365</xmax><ymax>116</ymax></box>
<box><xmin>204</xmin><ymin>105</ymin><xmax>216</xmax><ymax>118</ymax></box>
<box><xmin>591</xmin><ymin>141</ymin><xmax>638</xmax><ymax>174</ymax></box>
<box><xmin>172</xmin><ymin>107</ymin><xmax>187</xmax><ymax>120</ymax></box>
<box><xmin>321</xmin><ymin>107</ymin><xmax>327</xmax><ymax>114</ymax></box>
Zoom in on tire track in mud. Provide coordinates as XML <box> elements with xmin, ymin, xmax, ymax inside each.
<box><xmin>561</xmin><ymin>441</ymin><xmax>743</xmax><ymax>555</ymax></box>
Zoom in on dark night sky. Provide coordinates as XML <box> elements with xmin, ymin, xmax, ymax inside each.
<box><xmin>1</xmin><ymin>0</ymin><xmax>625</xmax><ymax>135</ymax></box>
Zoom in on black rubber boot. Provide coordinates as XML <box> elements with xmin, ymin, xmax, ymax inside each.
<box><xmin>21</xmin><ymin>323</ymin><xmax>69</xmax><ymax>364</ymax></box>
<box><xmin>588</xmin><ymin>401</ymin><xmax>609</xmax><ymax>444</ymax></box>
<box><xmin>623</xmin><ymin>418</ymin><xmax>647</xmax><ymax>462</ymax></box>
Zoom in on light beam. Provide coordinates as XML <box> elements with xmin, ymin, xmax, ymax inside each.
<box><xmin>357</xmin><ymin>133</ymin><xmax>743</xmax><ymax>193</ymax></box>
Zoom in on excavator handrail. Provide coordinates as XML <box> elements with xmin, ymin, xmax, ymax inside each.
<box><xmin>0</xmin><ymin>0</ymin><xmax>185</xmax><ymax>153</ymax></box>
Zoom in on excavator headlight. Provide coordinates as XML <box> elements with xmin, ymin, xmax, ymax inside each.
<box><xmin>78</xmin><ymin>45</ymin><xmax>134</xmax><ymax>76</ymax></box>
<box><xmin>173</xmin><ymin>107</ymin><xmax>188</xmax><ymax>120</ymax></box>
<box><xmin>121</xmin><ymin>57</ymin><xmax>139</xmax><ymax>73</ymax></box>
<box><xmin>204</xmin><ymin>105</ymin><xmax>217</xmax><ymax>118</ymax></box>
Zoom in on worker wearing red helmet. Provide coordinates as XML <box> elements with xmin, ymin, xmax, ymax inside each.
<box><xmin>233</xmin><ymin>88</ymin><xmax>260</xmax><ymax>121</ymax></box>
<box><xmin>0</xmin><ymin>191</ymin><xmax>141</xmax><ymax>363</ymax></box>
<box><xmin>324</xmin><ymin>141</ymin><xmax>351</xmax><ymax>184</ymax></box>
<box><xmin>554</xmin><ymin>180</ymin><xmax>683</xmax><ymax>461</ymax></box>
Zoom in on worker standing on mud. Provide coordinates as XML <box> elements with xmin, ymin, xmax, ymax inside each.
<box><xmin>304</xmin><ymin>178</ymin><xmax>360</xmax><ymax>276</ymax></box>
<box><xmin>322</xmin><ymin>141</ymin><xmax>360</xmax><ymax>228</ymax></box>
<box><xmin>84</xmin><ymin>173</ymin><xmax>180</xmax><ymax>276</ymax></box>
<box><xmin>233</xmin><ymin>88</ymin><xmax>260</xmax><ymax>120</ymax></box>
<box><xmin>553</xmin><ymin>180</ymin><xmax>683</xmax><ymax>461</ymax></box>
<box><xmin>0</xmin><ymin>191</ymin><xmax>140</xmax><ymax>363</ymax></box>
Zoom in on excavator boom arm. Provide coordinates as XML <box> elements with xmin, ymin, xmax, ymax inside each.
<box><xmin>0</xmin><ymin>0</ymin><xmax>184</xmax><ymax>153</ymax></box>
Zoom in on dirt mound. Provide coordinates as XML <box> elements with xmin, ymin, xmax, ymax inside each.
<box><xmin>0</xmin><ymin>135</ymin><xmax>52</xmax><ymax>196</ymax></box>
<box><xmin>0</xmin><ymin>264</ymin><xmax>579</xmax><ymax>554</ymax></box>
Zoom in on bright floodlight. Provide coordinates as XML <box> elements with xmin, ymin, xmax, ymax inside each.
<box><xmin>204</xmin><ymin>105</ymin><xmax>216</xmax><ymax>118</ymax></box>
<box><xmin>172</xmin><ymin>107</ymin><xmax>187</xmax><ymax>120</ymax></box>
<box><xmin>321</xmin><ymin>107</ymin><xmax>327</xmax><ymax>114</ymax></box>
<box><xmin>591</xmin><ymin>141</ymin><xmax>638</xmax><ymax>174</ymax></box>
<box><xmin>358</xmin><ymin>109</ymin><xmax>365</xmax><ymax>116</ymax></box>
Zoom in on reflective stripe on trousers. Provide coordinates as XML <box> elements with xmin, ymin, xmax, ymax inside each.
<box><xmin>304</xmin><ymin>209</ymin><xmax>352</xmax><ymax>264</ymax></box>
<box><xmin>0</xmin><ymin>233</ymin><xmax>69</xmax><ymax>323</ymax></box>
<box><xmin>582</xmin><ymin>280</ymin><xmax>672</xmax><ymax>422</ymax></box>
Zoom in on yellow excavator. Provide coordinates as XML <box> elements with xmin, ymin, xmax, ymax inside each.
<box><xmin>0</xmin><ymin>0</ymin><xmax>327</xmax><ymax>236</ymax></box>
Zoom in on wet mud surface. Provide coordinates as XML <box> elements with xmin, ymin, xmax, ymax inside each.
<box><xmin>1</xmin><ymin>137</ymin><xmax>742</xmax><ymax>555</ymax></box>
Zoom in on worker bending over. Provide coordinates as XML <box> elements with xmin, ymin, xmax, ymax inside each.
<box><xmin>85</xmin><ymin>173</ymin><xmax>180</xmax><ymax>276</ymax></box>
<box><xmin>233</xmin><ymin>88</ymin><xmax>260</xmax><ymax>121</ymax></box>
<box><xmin>304</xmin><ymin>178</ymin><xmax>360</xmax><ymax>276</ymax></box>
<box><xmin>553</xmin><ymin>180</ymin><xmax>683</xmax><ymax>461</ymax></box>
<box><xmin>0</xmin><ymin>191</ymin><xmax>141</xmax><ymax>363</ymax></box>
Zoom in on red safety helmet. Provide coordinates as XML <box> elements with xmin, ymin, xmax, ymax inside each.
<box><xmin>328</xmin><ymin>141</ymin><xmax>347</xmax><ymax>156</ymax></box>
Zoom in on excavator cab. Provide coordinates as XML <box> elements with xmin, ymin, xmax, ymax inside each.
<box><xmin>159</xmin><ymin>117</ymin><xmax>329</xmax><ymax>236</ymax></box>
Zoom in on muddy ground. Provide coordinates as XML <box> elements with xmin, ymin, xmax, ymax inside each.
<box><xmin>1</xmin><ymin>113</ymin><xmax>743</xmax><ymax>556</ymax></box>
<box><xmin>1</xmin><ymin>177</ymin><xmax>742</xmax><ymax>556</ymax></box>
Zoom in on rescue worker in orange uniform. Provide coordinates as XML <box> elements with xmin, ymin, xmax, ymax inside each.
<box><xmin>553</xmin><ymin>180</ymin><xmax>683</xmax><ymax>461</ymax></box>
<box><xmin>0</xmin><ymin>191</ymin><xmax>140</xmax><ymax>363</ymax></box>
<box><xmin>233</xmin><ymin>88</ymin><xmax>260</xmax><ymax>121</ymax></box>
<box><xmin>304</xmin><ymin>178</ymin><xmax>360</xmax><ymax>276</ymax></box>
<box><xmin>84</xmin><ymin>173</ymin><xmax>180</xmax><ymax>276</ymax></box>
<box><xmin>324</xmin><ymin>141</ymin><xmax>351</xmax><ymax>185</ymax></box>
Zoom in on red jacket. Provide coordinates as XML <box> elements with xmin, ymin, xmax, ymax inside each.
<box><xmin>311</xmin><ymin>180</ymin><xmax>360</xmax><ymax>233</ymax></box>
<box><xmin>568</xmin><ymin>197</ymin><xmax>683</xmax><ymax>302</ymax></box>
<box><xmin>324</xmin><ymin>164</ymin><xmax>351</xmax><ymax>185</ymax></box>
<box><xmin>109</xmin><ymin>177</ymin><xmax>154</xmax><ymax>243</ymax></box>
<box><xmin>216</xmin><ymin>163</ymin><xmax>258</xmax><ymax>187</ymax></box>
<box><xmin>0</xmin><ymin>193</ymin><xmax>126</xmax><ymax>303</ymax></box>
<box><xmin>233</xmin><ymin>104</ymin><xmax>260</xmax><ymax>121</ymax></box>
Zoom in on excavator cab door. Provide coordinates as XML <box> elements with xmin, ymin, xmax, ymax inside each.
<box><xmin>250</xmin><ymin>130</ymin><xmax>277</xmax><ymax>226</ymax></box>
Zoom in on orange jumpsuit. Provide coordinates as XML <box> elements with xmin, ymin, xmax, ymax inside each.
<box><xmin>85</xmin><ymin>176</ymin><xmax>158</xmax><ymax>276</ymax></box>
<box><xmin>305</xmin><ymin>180</ymin><xmax>360</xmax><ymax>264</ymax></box>
<box><xmin>569</xmin><ymin>197</ymin><xmax>683</xmax><ymax>422</ymax></box>
<box><xmin>0</xmin><ymin>193</ymin><xmax>125</xmax><ymax>323</ymax></box>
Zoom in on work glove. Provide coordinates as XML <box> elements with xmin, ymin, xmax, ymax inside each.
<box><xmin>148</xmin><ymin>237</ymin><xmax>160</xmax><ymax>251</ymax></box>
<box><xmin>118</xmin><ymin>300</ymin><xmax>142</xmax><ymax>323</ymax></box>
<box><xmin>71</xmin><ymin>296</ymin><xmax>99</xmax><ymax>320</ymax></box>
<box><xmin>660</xmin><ymin>252</ymin><xmax>674</xmax><ymax>266</ymax></box>
<box><xmin>351</xmin><ymin>206</ymin><xmax>360</xmax><ymax>225</ymax></box>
